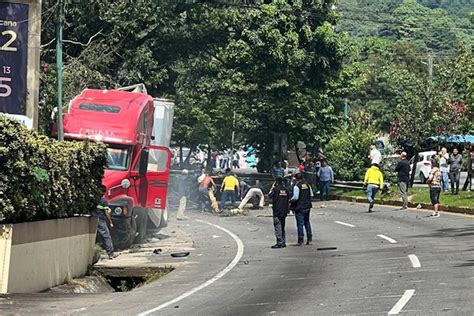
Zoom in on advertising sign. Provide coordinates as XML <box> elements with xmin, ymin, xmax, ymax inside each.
<box><xmin>0</xmin><ymin>2</ymin><xmax>29</xmax><ymax>115</ymax></box>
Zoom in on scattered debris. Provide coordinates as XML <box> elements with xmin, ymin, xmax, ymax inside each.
<box><xmin>243</xmin><ymin>260</ymin><xmax>249</xmax><ymax>265</ymax></box>
<box><xmin>153</xmin><ymin>248</ymin><xmax>162</xmax><ymax>255</ymax></box>
<box><xmin>171</xmin><ymin>252</ymin><xmax>190</xmax><ymax>258</ymax></box>
<box><xmin>248</xmin><ymin>228</ymin><xmax>260</xmax><ymax>232</ymax></box>
<box><xmin>212</xmin><ymin>235</ymin><xmax>221</xmax><ymax>239</ymax></box>
<box><xmin>317</xmin><ymin>247</ymin><xmax>338</xmax><ymax>251</ymax></box>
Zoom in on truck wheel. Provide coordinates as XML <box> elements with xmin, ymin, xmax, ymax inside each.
<box><xmin>112</xmin><ymin>215</ymin><xmax>136</xmax><ymax>250</ymax></box>
<box><xmin>134</xmin><ymin>208</ymin><xmax>148</xmax><ymax>244</ymax></box>
<box><xmin>419</xmin><ymin>172</ymin><xmax>426</xmax><ymax>184</ymax></box>
<box><xmin>159</xmin><ymin>207</ymin><xmax>168</xmax><ymax>228</ymax></box>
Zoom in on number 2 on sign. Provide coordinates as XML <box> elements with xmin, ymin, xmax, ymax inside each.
<box><xmin>1</xmin><ymin>30</ymin><xmax>17</xmax><ymax>52</ymax></box>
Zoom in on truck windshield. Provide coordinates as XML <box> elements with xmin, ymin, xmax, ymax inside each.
<box><xmin>107</xmin><ymin>146</ymin><xmax>131</xmax><ymax>171</ymax></box>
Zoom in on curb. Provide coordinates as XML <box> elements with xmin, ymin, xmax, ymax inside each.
<box><xmin>330</xmin><ymin>195</ymin><xmax>474</xmax><ymax>216</ymax></box>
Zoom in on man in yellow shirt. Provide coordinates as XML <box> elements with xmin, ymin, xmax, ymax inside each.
<box><xmin>364</xmin><ymin>163</ymin><xmax>384</xmax><ymax>213</ymax></box>
<box><xmin>220</xmin><ymin>169</ymin><xmax>240</xmax><ymax>210</ymax></box>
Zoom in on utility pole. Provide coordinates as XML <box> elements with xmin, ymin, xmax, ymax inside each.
<box><xmin>427</xmin><ymin>54</ymin><xmax>433</xmax><ymax>108</ymax></box>
<box><xmin>231</xmin><ymin>108</ymin><xmax>236</xmax><ymax>150</ymax></box>
<box><xmin>56</xmin><ymin>0</ymin><xmax>64</xmax><ymax>141</ymax></box>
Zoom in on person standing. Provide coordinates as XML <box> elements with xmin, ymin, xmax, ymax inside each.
<box><xmin>198</xmin><ymin>171</ymin><xmax>215</xmax><ymax>212</ymax></box>
<box><xmin>92</xmin><ymin>186</ymin><xmax>117</xmax><ymax>260</ymax></box>
<box><xmin>363</xmin><ymin>164</ymin><xmax>384</xmax><ymax>213</ymax></box>
<box><xmin>395</xmin><ymin>152</ymin><xmax>410</xmax><ymax>210</ymax></box>
<box><xmin>439</xmin><ymin>147</ymin><xmax>450</xmax><ymax>193</ymax></box>
<box><xmin>462</xmin><ymin>145</ymin><xmax>474</xmax><ymax>191</ymax></box>
<box><xmin>290</xmin><ymin>173</ymin><xmax>314</xmax><ymax>246</ymax></box>
<box><xmin>272</xmin><ymin>162</ymin><xmax>285</xmax><ymax>179</ymax></box>
<box><xmin>317</xmin><ymin>160</ymin><xmax>334</xmax><ymax>201</ymax></box>
<box><xmin>219</xmin><ymin>169</ymin><xmax>240</xmax><ymax>210</ymax></box>
<box><xmin>427</xmin><ymin>167</ymin><xmax>442</xmax><ymax>217</ymax></box>
<box><xmin>232</xmin><ymin>151</ymin><xmax>240</xmax><ymax>169</ymax></box>
<box><xmin>268</xmin><ymin>177</ymin><xmax>290</xmax><ymax>249</ymax></box>
<box><xmin>448</xmin><ymin>148</ymin><xmax>462</xmax><ymax>195</ymax></box>
<box><xmin>368</xmin><ymin>143</ymin><xmax>382</xmax><ymax>165</ymax></box>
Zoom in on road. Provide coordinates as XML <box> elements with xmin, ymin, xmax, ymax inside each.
<box><xmin>1</xmin><ymin>202</ymin><xmax>473</xmax><ymax>315</ymax></box>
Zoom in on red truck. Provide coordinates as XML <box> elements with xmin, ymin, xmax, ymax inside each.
<box><xmin>61</xmin><ymin>85</ymin><xmax>174</xmax><ymax>248</ymax></box>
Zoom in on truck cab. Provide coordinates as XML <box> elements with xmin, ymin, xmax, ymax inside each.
<box><xmin>62</xmin><ymin>88</ymin><xmax>172</xmax><ymax>248</ymax></box>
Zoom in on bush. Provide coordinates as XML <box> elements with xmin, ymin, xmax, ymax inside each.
<box><xmin>325</xmin><ymin>116</ymin><xmax>377</xmax><ymax>181</ymax></box>
<box><xmin>0</xmin><ymin>116</ymin><xmax>107</xmax><ymax>223</ymax></box>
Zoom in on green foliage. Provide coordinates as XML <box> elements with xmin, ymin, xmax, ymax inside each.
<box><xmin>325</xmin><ymin>113</ymin><xmax>377</xmax><ymax>181</ymax></box>
<box><xmin>337</xmin><ymin>0</ymin><xmax>474</xmax><ymax>52</ymax></box>
<box><xmin>0</xmin><ymin>116</ymin><xmax>107</xmax><ymax>223</ymax></box>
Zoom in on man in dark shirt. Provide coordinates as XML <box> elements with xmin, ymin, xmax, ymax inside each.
<box><xmin>92</xmin><ymin>186</ymin><xmax>117</xmax><ymax>259</ymax></box>
<box><xmin>290</xmin><ymin>173</ymin><xmax>314</xmax><ymax>245</ymax></box>
<box><xmin>268</xmin><ymin>177</ymin><xmax>290</xmax><ymax>248</ymax></box>
<box><xmin>395</xmin><ymin>152</ymin><xmax>410</xmax><ymax>210</ymax></box>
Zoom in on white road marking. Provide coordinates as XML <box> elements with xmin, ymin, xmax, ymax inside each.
<box><xmin>388</xmin><ymin>289</ymin><xmax>415</xmax><ymax>315</ymax></box>
<box><xmin>377</xmin><ymin>234</ymin><xmax>397</xmax><ymax>244</ymax></box>
<box><xmin>137</xmin><ymin>219</ymin><xmax>244</xmax><ymax>315</ymax></box>
<box><xmin>408</xmin><ymin>254</ymin><xmax>421</xmax><ymax>268</ymax></box>
<box><xmin>335</xmin><ymin>221</ymin><xmax>355</xmax><ymax>227</ymax></box>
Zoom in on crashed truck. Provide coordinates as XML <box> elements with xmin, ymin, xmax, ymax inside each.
<box><xmin>60</xmin><ymin>84</ymin><xmax>174</xmax><ymax>249</ymax></box>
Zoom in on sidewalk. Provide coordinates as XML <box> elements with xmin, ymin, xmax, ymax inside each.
<box><xmin>94</xmin><ymin>223</ymin><xmax>194</xmax><ymax>276</ymax></box>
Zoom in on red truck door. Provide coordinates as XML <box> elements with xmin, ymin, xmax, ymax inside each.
<box><xmin>138</xmin><ymin>146</ymin><xmax>171</xmax><ymax>209</ymax></box>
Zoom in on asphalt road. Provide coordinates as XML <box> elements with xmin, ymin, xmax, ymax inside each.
<box><xmin>2</xmin><ymin>202</ymin><xmax>473</xmax><ymax>315</ymax></box>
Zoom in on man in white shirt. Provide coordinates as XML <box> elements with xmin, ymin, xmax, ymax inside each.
<box><xmin>369</xmin><ymin>144</ymin><xmax>382</xmax><ymax>165</ymax></box>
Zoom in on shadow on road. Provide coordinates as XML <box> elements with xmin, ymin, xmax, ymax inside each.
<box><xmin>409</xmin><ymin>225</ymin><xmax>474</xmax><ymax>239</ymax></box>
<box><xmin>455</xmin><ymin>259</ymin><xmax>474</xmax><ymax>268</ymax></box>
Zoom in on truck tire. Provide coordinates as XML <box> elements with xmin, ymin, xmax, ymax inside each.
<box><xmin>112</xmin><ymin>215</ymin><xmax>137</xmax><ymax>250</ymax></box>
<box><xmin>159</xmin><ymin>207</ymin><xmax>168</xmax><ymax>228</ymax></box>
<box><xmin>134</xmin><ymin>208</ymin><xmax>148</xmax><ymax>244</ymax></box>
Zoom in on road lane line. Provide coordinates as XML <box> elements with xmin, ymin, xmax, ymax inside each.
<box><xmin>388</xmin><ymin>289</ymin><xmax>415</xmax><ymax>315</ymax></box>
<box><xmin>377</xmin><ymin>234</ymin><xmax>397</xmax><ymax>244</ymax></box>
<box><xmin>335</xmin><ymin>221</ymin><xmax>355</xmax><ymax>227</ymax></box>
<box><xmin>408</xmin><ymin>254</ymin><xmax>421</xmax><ymax>268</ymax></box>
<box><xmin>137</xmin><ymin>219</ymin><xmax>244</xmax><ymax>315</ymax></box>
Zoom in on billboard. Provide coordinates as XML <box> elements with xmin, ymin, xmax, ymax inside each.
<box><xmin>0</xmin><ymin>2</ymin><xmax>29</xmax><ymax>115</ymax></box>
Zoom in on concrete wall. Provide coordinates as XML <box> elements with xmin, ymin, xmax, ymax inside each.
<box><xmin>0</xmin><ymin>217</ymin><xmax>97</xmax><ymax>293</ymax></box>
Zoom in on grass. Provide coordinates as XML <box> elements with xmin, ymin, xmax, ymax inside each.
<box><xmin>332</xmin><ymin>187</ymin><xmax>474</xmax><ymax>209</ymax></box>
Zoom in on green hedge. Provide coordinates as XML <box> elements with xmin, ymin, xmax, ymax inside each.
<box><xmin>0</xmin><ymin>115</ymin><xmax>107</xmax><ymax>223</ymax></box>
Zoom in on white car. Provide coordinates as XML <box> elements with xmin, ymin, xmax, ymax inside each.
<box><xmin>409</xmin><ymin>151</ymin><xmax>437</xmax><ymax>183</ymax></box>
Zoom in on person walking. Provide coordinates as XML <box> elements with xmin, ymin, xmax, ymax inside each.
<box><xmin>363</xmin><ymin>163</ymin><xmax>384</xmax><ymax>213</ymax></box>
<box><xmin>427</xmin><ymin>167</ymin><xmax>442</xmax><ymax>217</ymax></box>
<box><xmin>317</xmin><ymin>160</ymin><xmax>334</xmax><ymax>201</ymax></box>
<box><xmin>368</xmin><ymin>143</ymin><xmax>382</xmax><ymax>165</ymax></box>
<box><xmin>268</xmin><ymin>177</ymin><xmax>290</xmax><ymax>249</ymax></box>
<box><xmin>92</xmin><ymin>186</ymin><xmax>117</xmax><ymax>260</ymax></box>
<box><xmin>439</xmin><ymin>147</ymin><xmax>450</xmax><ymax>193</ymax></box>
<box><xmin>219</xmin><ymin>169</ymin><xmax>240</xmax><ymax>210</ymax></box>
<box><xmin>395</xmin><ymin>152</ymin><xmax>410</xmax><ymax>210</ymax></box>
<box><xmin>290</xmin><ymin>173</ymin><xmax>314</xmax><ymax>246</ymax></box>
<box><xmin>448</xmin><ymin>148</ymin><xmax>462</xmax><ymax>195</ymax></box>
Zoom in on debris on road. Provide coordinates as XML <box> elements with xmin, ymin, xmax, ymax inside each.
<box><xmin>171</xmin><ymin>252</ymin><xmax>190</xmax><ymax>258</ymax></box>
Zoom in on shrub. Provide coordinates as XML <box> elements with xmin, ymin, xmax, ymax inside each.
<box><xmin>0</xmin><ymin>116</ymin><xmax>107</xmax><ymax>223</ymax></box>
<box><xmin>325</xmin><ymin>116</ymin><xmax>377</xmax><ymax>181</ymax></box>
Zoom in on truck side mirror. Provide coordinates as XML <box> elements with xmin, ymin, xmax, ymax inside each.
<box><xmin>139</xmin><ymin>149</ymin><xmax>149</xmax><ymax>175</ymax></box>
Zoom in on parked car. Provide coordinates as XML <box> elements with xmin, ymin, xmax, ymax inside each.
<box><xmin>409</xmin><ymin>151</ymin><xmax>437</xmax><ymax>183</ymax></box>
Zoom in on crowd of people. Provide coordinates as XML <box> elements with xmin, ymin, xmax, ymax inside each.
<box><xmin>368</xmin><ymin>144</ymin><xmax>474</xmax><ymax>218</ymax></box>
<box><xmin>172</xmin><ymin>145</ymin><xmax>258</xmax><ymax>169</ymax></box>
